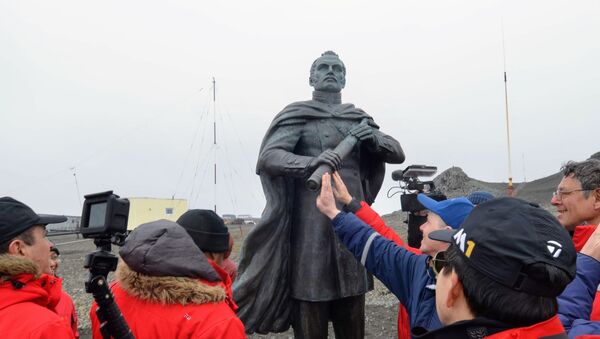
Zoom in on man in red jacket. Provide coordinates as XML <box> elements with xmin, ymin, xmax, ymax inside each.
<box><xmin>0</xmin><ymin>197</ymin><xmax>74</xmax><ymax>339</ymax></box>
<box><xmin>551</xmin><ymin>158</ymin><xmax>600</xmax><ymax>319</ymax></box>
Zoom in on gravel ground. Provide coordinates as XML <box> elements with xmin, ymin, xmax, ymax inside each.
<box><xmin>52</xmin><ymin>213</ymin><xmax>409</xmax><ymax>338</ymax></box>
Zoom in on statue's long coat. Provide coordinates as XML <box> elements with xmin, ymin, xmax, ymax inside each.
<box><xmin>233</xmin><ymin>99</ymin><xmax>404</xmax><ymax>334</ymax></box>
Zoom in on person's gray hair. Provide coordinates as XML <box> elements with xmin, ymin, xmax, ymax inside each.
<box><xmin>561</xmin><ymin>158</ymin><xmax>600</xmax><ymax>198</ymax></box>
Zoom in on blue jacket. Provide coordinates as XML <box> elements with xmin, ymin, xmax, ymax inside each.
<box><xmin>558</xmin><ymin>253</ymin><xmax>600</xmax><ymax>338</ymax></box>
<box><xmin>332</xmin><ymin>212</ymin><xmax>442</xmax><ymax>332</ymax></box>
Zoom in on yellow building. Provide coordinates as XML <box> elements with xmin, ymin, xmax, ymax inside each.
<box><xmin>127</xmin><ymin>197</ymin><xmax>188</xmax><ymax>231</ymax></box>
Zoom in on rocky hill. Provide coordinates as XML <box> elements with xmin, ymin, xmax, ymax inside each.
<box><xmin>432</xmin><ymin>167</ymin><xmax>511</xmax><ymax>199</ymax></box>
<box><xmin>431</xmin><ymin>166</ymin><xmax>560</xmax><ymax>210</ymax></box>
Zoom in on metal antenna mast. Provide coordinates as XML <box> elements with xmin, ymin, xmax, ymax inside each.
<box><xmin>70</xmin><ymin>166</ymin><xmax>82</xmax><ymax>207</ymax></box>
<box><xmin>213</xmin><ymin>77</ymin><xmax>217</xmax><ymax>213</ymax></box>
<box><xmin>522</xmin><ymin>153</ymin><xmax>527</xmax><ymax>183</ymax></box>
<box><xmin>502</xmin><ymin>22</ymin><xmax>514</xmax><ymax>196</ymax></box>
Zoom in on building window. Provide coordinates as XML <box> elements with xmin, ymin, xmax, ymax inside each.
<box><xmin>165</xmin><ymin>208</ymin><xmax>174</xmax><ymax>215</ymax></box>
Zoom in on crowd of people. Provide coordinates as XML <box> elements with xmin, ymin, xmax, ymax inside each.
<box><xmin>1</xmin><ymin>157</ymin><xmax>599</xmax><ymax>338</ymax></box>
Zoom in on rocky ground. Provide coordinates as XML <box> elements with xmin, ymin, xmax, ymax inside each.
<box><xmin>52</xmin><ymin>215</ymin><xmax>408</xmax><ymax>338</ymax></box>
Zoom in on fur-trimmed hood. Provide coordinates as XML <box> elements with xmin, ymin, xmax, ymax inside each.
<box><xmin>0</xmin><ymin>254</ymin><xmax>40</xmax><ymax>280</ymax></box>
<box><xmin>119</xmin><ymin>219</ymin><xmax>221</xmax><ymax>282</ymax></box>
<box><xmin>0</xmin><ymin>255</ymin><xmax>62</xmax><ymax>314</ymax></box>
<box><xmin>116</xmin><ymin>261</ymin><xmax>226</xmax><ymax>305</ymax></box>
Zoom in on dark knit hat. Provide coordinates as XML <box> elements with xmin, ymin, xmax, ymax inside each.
<box><xmin>177</xmin><ymin>209</ymin><xmax>230</xmax><ymax>253</ymax></box>
<box><xmin>0</xmin><ymin>197</ymin><xmax>67</xmax><ymax>244</ymax></box>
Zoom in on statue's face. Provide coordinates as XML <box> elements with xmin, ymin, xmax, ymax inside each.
<box><xmin>309</xmin><ymin>56</ymin><xmax>346</xmax><ymax>93</ymax></box>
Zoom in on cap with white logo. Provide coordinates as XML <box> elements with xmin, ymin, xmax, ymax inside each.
<box><xmin>429</xmin><ymin>197</ymin><xmax>576</xmax><ymax>297</ymax></box>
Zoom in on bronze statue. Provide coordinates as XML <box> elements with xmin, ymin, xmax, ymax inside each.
<box><xmin>233</xmin><ymin>51</ymin><xmax>405</xmax><ymax>338</ymax></box>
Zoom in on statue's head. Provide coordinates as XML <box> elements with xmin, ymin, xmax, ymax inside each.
<box><xmin>309</xmin><ymin>51</ymin><xmax>346</xmax><ymax>93</ymax></box>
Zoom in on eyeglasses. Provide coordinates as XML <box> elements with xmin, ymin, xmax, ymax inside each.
<box><xmin>430</xmin><ymin>251</ymin><xmax>447</xmax><ymax>276</ymax></box>
<box><xmin>552</xmin><ymin>189</ymin><xmax>596</xmax><ymax>200</ymax></box>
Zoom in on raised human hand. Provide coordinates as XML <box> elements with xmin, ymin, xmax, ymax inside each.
<box><xmin>581</xmin><ymin>223</ymin><xmax>600</xmax><ymax>262</ymax></box>
<box><xmin>316</xmin><ymin>173</ymin><xmax>341</xmax><ymax>220</ymax></box>
<box><xmin>332</xmin><ymin>172</ymin><xmax>352</xmax><ymax>205</ymax></box>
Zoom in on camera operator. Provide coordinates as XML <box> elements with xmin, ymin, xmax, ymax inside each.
<box><xmin>89</xmin><ymin>219</ymin><xmax>245</xmax><ymax>338</ymax></box>
<box><xmin>0</xmin><ymin>197</ymin><xmax>74</xmax><ymax>338</ymax></box>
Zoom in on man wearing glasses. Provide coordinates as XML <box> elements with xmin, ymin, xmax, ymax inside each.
<box><xmin>549</xmin><ymin>158</ymin><xmax>600</xmax><ymax>332</ymax></box>
<box><xmin>551</xmin><ymin>158</ymin><xmax>600</xmax><ymax>238</ymax></box>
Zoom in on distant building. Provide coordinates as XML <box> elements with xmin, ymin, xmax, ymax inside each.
<box><xmin>222</xmin><ymin>214</ymin><xmax>236</xmax><ymax>224</ymax></box>
<box><xmin>47</xmin><ymin>216</ymin><xmax>80</xmax><ymax>233</ymax></box>
<box><xmin>127</xmin><ymin>197</ymin><xmax>188</xmax><ymax>231</ymax></box>
<box><xmin>237</xmin><ymin>214</ymin><xmax>256</xmax><ymax>225</ymax></box>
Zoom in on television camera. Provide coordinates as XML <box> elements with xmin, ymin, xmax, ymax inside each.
<box><xmin>388</xmin><ymin>165</ymin><xmax>446</xmax><ymax>248</ymax></box>
<box><xmin>81</xmin><ymin>191</ymin><xmax>133</xmax><ymax>339</ymax></box>
<box><xmin>390</xmin><ymin>165</ymin><xmax>442</xmax><ymax>212</ymax></box>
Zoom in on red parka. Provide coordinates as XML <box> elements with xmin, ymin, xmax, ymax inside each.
<box><xmin>486</xmin><ymin>316</ymin><xmax>567</xmax><ymax>338</ymax></box>
<box><xmin>55</xmin><ymin>290</ymin><xmax>79</xmax><ymax>338</ymax></box>
<box><xmin>90</xmin><ymin>219</ymin><xmax>245</xmax><ymax>339</ymax></box>
<box><xmin>90</xmin><ymin>261</ymin><xmax>245</xmax><ymax>339</ymax></box>
<box><xmin>0</xmin><ymin>255</ymin><xmax>74</xmax><ymax>339</ymax></box>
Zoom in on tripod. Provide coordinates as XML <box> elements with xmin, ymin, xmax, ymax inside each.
<box><xmin>84</xmin><ymin>238</ymin><xmax>134</xmax><ymax>339</ymax></box>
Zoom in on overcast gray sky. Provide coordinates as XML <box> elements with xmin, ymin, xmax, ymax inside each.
<box><xmin>1</xmin><ymin>0</ymin><xmax>598</xmax><ymax>217</ymax></box>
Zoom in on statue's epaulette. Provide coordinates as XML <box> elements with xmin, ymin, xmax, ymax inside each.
<box><xmin>277</xmin><ymin>118</ymin><xmax>307</xmax><ymax>126</ymax></box>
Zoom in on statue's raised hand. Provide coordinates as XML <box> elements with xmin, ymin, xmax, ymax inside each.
<box><xmin>348</xmin><ymin>123</ymin><xmax>374</xmax><ymax>143</ymax></box>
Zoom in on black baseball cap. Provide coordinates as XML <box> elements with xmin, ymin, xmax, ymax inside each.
<box><xmin>0</xmin><ymin>197</ymin><xmax>67</xmax><ymax>244</ymax></box>
<box><xmin>429</xmin><ymin>197</ymin><xmax>576</xmax><ymax>297</ymax></box>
